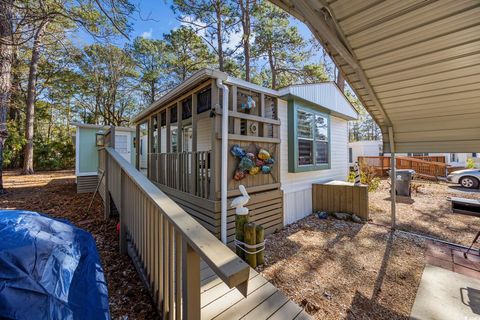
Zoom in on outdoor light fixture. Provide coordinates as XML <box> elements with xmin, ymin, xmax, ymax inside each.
<box><xmin>95</xmin><ymin>132</ymin><xmax>105</xmax><ymax>147</ymax></box>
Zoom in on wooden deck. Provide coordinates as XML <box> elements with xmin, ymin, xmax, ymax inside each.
<box><xmin>200</xmin><ymin>261</ymin><xmax>310</xmax><ymax>319</ymax></box>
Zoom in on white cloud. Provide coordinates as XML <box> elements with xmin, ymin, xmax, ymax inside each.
<box><xmin>141</xmin><ymin>28</ymin><xmax>153</xmax><ymax>39</ymax></box>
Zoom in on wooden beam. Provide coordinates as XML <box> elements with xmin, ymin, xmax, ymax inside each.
<box><xmin>166</xmin><ymin>108</ymin><xmax>171</xmax><ymax>153</ymax></box>
<box><xmin>191</xmin><ymin>93</ymin><xmax>198</xmax><ymax>195</ymax></box>
<box><xmin>177</xmin><ymin>101</ymin><xmax>183</xmax><ymax>153</ymax></box>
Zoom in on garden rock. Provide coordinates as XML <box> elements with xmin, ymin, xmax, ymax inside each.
<box><xmin>334</xmin><ymin>212</ymin><xmax>351</xmax><ymax>220</ymax></box>
<box><xmin>316</xmin><ymin>211</ymin><xmax>328</xmax><ymax>219</ymax></box>
<box><xmin>352</xmin><ymin>214</ymin><xmax>363</xmax><ymax>223</ymax></box>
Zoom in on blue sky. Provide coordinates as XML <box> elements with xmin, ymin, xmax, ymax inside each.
<box><xmin>73</xmin><ymin>0</ymin><xmax>317</xmax><ymax>48</ymax></box>
<box><xmin>71</xmin><ymin>0</ymin><xmax>335</xmax><ymax>78</ymax></box>
<box><xmin>129</xmin><ymin>0</ymin><xmax>314</xmax><ymax>43</ymax></box>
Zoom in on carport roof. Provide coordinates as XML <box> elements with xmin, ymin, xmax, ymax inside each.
<box><xmin>270</xmin><ymin>0</ymin><xmax>480</xmax><ymax>153</ymax></box>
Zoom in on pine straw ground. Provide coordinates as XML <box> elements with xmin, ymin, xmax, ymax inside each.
<box><xmin>0</xmin><ymin>170</ymin><xmax>158</xmax><ymax>319</ymax></box>
<box><xmin>3</xmin><ymin>171</ymin><xmax>477</xmax><ymax>319</ymax></box>
<box><xmin>259</xmin><ymin>217</ymin><xmax>426</xmax><ymax>320</ymax></box>
<box><xmin>369</xmin><ymin>179</ymin><xmax>480</xmax><ymax>246</ymax></box>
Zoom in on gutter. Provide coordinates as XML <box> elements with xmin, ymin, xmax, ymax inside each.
<box><xmin>216</xmin><ymin>78</ymin><xmax>229</xmax><ymax>244</ymax></box>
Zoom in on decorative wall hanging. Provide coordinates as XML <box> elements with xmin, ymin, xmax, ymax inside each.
<box><xmin>230</xmin><ymin>144</ymin><xmax>275</xmax><ymax>181</ymax></box>
<box><xmin>241</xmin><ymin>95</ymin><xmax>256</xmax><ymax>111</ymax></box>
<box><xmin>249</xmin><ymin>122</ymin><xmax>258</xmax><ymax>135</ymax></box>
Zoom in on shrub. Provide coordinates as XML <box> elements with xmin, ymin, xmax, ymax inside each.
<box><xmin>466</xmin><ymin>158</ymin><xmax>475</xmax><ymax>169</ymax></box>
<box><xmin>348</xmin><ymin>165</ymin><xmax>381</xmax><ymax>192</ymax></box>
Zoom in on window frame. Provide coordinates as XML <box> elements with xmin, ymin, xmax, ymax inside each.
<box><xmin>288</xmin><ymin>98</ymin><xmax>331</xmax><ymax>173</ymax></box>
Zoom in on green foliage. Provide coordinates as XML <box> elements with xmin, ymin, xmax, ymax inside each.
<box><xmin>33</xmin><ymin>128</ymin><xmax>75</xmax><ymax>170</ymax></box>
<box><xmin>348</xmin><ymin>166</ymin><xmax>381</xmax><ymax>192</ymax></box>
<box><xmin>346</xmin><ymin>89</ymin><xmax>382</xmax><ymax>142</ymax></box>
<box><xmin>3</xmin><ymin>121</ymin><xmax>25</xmax><ymax>168</ymax></box>
<box><xmin>252</xmin><ymin>2</ymin><xmax>313</xmax><ymax>88</ymax></box>
<box><xmin>466</xmin><ymin>158</ymin><xmax>476</xmax><ymax>169</ymax></box>
<box><xmin>163</xmin><ymin>26</ymin><xmax>215</xmax><ymax>82</ymax></box>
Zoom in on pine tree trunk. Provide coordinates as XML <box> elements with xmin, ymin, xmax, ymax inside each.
<box><xmin>268</xmin><ymin>48</ymin><xmax>276</xmax><ymax>89</ymax></box>
<box><xmin>0</xmin><ymin>0</ymin><xmax>14</xmax><ymax>192</ymax></box>
<box><xmin>150</xmin><ymin>80</ymin><xmax>155</xmax><ymax>104</ymax></box>
<box><xmin>23</xmin><ymin>22</ymin><xmax>47</xmax><ymax>174</ymax></box>
<box><xmin>240</xmin><ymin>0</ymin><xmax>252</xmax><ymax>82</ymax></box>
<box><xmin>215</xmin><ymin>0</ymin><xmax>224</xmax><ymax>71</ymax></box>
<box><xmin>336</xmin><ymin>69</ymin><xmax>345</xmax><ymax>92</ymax></box>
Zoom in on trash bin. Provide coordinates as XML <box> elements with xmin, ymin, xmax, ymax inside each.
<box><xmin>388</xmin><ymin>169</ymin><xmax>415</xmax><ymax>196</ymax></box>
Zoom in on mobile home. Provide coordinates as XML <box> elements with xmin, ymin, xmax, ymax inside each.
<box><xmin>132</xmin><ymin>69</ymin><xmax>357</xmax><ymax>242</ymax></box>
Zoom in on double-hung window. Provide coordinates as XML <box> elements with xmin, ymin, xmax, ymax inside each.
<box><xmin>289</xmin><ymin>102</ymin><xmax>330</xmax><ymax>172</ymax></box>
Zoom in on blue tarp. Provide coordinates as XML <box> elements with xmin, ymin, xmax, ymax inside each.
<box><xmin>0</xmin><ymin>210</ymin><xmax>110</xmax><ymax>320</ymax></box>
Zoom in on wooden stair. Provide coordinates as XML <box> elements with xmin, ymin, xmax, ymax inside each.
<box><xmin>200</xmin><ymin>261</ymin><xmax>310</xmax><ymax>319</ymax></box>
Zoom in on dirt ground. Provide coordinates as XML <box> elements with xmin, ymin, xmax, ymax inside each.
<box><xmin>369</xmin><ymin>179</ymin><xmax>480</xmax><ymax>246</ymax></box>
<box><xmin>260</xmin><ymin>216</ymin><xmax>426</xmax><ymax>320</ymax></box>
<box><xmin>0</xmin><ymin>170</ymin><xmax>158</xmax><ymax>319</ymax></box>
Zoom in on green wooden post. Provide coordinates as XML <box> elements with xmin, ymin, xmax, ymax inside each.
<box><xmin>244</xmin><ymin>222</ymin><xmax>257</xmax><ymax>268</ymax></box>
<box><xmin>255</xmin><ymin>225</ymin><xmax>265</xmax><ymax>266</ymax></box>
<box><xmin>235</xmin><ymin>214</ymin><xmax>248</xmax><ymax>259</ymax></box>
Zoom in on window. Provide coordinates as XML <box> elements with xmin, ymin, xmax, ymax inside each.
<box><xmin>288</xmin><ymin>101</ymin><xmax>330</xmax><ymax>172</ymax></box>
<box><xmin>349</xmin><ymin>148</ymin><xmax>353</xmax><ymax>163</ymax></box>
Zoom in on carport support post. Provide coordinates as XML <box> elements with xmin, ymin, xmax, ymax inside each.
<box><xmin>388</xmin><ymin>127</ymin><xmax>396</xmax><ymax>229</ymax></box>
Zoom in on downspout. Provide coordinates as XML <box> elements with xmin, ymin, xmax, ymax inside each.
<box><xmin>216</xmin><ymin>78</ymin><xmax>229</xmax><ymax>244</ymax></box>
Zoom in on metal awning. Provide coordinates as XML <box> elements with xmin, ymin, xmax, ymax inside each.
<box><xmin>270</xmin><ymin>0</ymin><xmax>480</xmax><ymax>153</ymax></box>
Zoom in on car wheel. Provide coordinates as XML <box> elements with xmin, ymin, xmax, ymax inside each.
<box><xmin>460</xmin><ymin>176</ymin><xmax>479</xmax><ymax>189</ymax></box>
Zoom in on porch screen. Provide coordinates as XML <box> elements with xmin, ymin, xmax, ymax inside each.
<box><xmin>197</xmin><ymin>88</ymin><xmax>211</xmax><ymax>114</ymax></box>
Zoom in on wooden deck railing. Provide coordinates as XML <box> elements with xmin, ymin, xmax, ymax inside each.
<box><xmin>358</xmin><ymin>156</ymin><xmax>448</xmax><ymax>178</ymax></box>
<box><xmin>150</xmin><ymin>151</ymin><xmax>211</xmax><ymax>199</ymax></box>
<box><xmin>100</xmin><ymin>147</ymin><xmax>249</xmax><ymax>319</ymax></box>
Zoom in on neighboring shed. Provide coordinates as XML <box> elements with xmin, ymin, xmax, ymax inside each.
<box><xmin>73</xmin><ymin>122</ymin><xmax>136</xmax><ymax>193</ymax></box>
<box><xmin>348</xmin><ymin>140</ymin><xmax>382</xmax><ymax>166</ymax></box>
<box><xmin>278</xmin><ymin>83</ymin><xmax>358</xmax><ymax>225</ymax></box>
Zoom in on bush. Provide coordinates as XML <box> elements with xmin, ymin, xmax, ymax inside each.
<box><xmin>33</xmin><ymin>129</ymin><xmax>75</xmax><ymax>170</ymax></box>
<box><xmin>466</xmin><ymin>158</ymin><xmax>476</xmax><ymax>169</ymax></box>
<box><xmin>348</xmin><ymin>165</ymin><xmax>381</xmax><ymax>192</ymax></box>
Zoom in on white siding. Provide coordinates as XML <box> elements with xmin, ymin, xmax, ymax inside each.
<box><xmin>348</xmin><ymin>140</ymin><xmax>382</xmax><ymax>165</ymax></box>
<box><xmin>197</xmin><ymin>117</ymin><xmax>212</xmax><ymax>151</ymax></box>
<box><xmin>278</xmin><ymin>99</ymin><xmax>350</xmax><ymax>225</ymax></box>
<box><xmin>278</xmin><ymin>83</ymin><xmax>358</xmax><ymax>120</ymax></box>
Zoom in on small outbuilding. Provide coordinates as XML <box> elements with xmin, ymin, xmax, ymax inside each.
<box><xmin>72</xmin><ymin>122</ymin><xmax>136</xmax><ymax>193</ymax></box>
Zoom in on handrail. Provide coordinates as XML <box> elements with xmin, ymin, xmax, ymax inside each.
<box><xmin>358</xmin><ymin>155</ymin><xmax>447</xmax><ymax>178</ymax></box>
<box><xmin>102</xmin><ymin>147</ymin><xmax>249</xmax><ymax>318</ymax></box>
<box><xmin>107</xmin><ymin>147</ymin><xmax>248</xmax><ymax>285</ymax></box>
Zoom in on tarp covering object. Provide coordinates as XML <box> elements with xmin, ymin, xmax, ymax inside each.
<box><xmin>0</xmin><ymin>210</ymin><xmax>110</xmax><ymax>320</ymax></box>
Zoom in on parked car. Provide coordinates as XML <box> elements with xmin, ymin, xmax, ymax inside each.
<box><xmin>447</xmin><ymin>169</ymin><xmax>480</xmax><ymax>189</ymax></box>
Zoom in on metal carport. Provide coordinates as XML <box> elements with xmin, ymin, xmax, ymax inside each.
<box><xmin>270</xmin><ymin>0</ymin><xmax>480</xmax><ymax>154</ymax></box>
<box><xmin>270</xmin><ymin>0</ymin><xmax>480</xmax><ymax>227</ymax></box>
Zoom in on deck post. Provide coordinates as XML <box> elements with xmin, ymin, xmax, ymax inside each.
<box><xmin>191</xmin><ymin>93</ymin><xmax>198</xmax><ymax>195</ymax></box>
<box><xmin>135</xmin><ymin>124</ymin><xmax>140</xmax><ymax>170</ymax></box>
<box><xmin>388</xmin><ymin>127</ymin><xmax>396</xmax><ymax>229</ymax></box>
<box><xmin>182</xmin><ymin>240</ymin><xmax>200</xmax><ymax>320</ymax></box>
<box><xmin>103</xmin><ymin>149</ymin><xmax>111</xmax><ymax>220</ymax></box>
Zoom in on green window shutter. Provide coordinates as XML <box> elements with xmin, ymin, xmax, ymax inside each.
<box><xmin>288</xmin><ymin>98</ymin><xmax>331</xmax><ymax>173</ymax></box>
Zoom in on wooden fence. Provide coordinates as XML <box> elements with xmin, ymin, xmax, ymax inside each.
<box><xmin>312</xmin><ymin>182</ymin><xmax>369</xmax><ymax>220</ymax></box>
<box><xmin>100</xmin><ymin>146</ymin><xmax>249</xmax><ymax>319</ymax></box>
<box><xmin>358</xmin><ymin>156</ymin><xmax>448</xmax><ymax>178</ymax></box>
